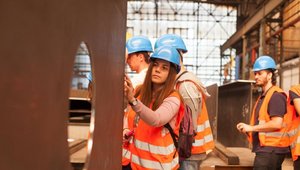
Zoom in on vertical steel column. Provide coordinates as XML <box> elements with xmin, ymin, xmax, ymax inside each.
<box><xmin>196</xmin><ymin>2</ymin><xmax>200</xmax><ymax>76</ymax></box>
<box><xmin>259</xmin><ymin>19</ymin><xmax>266</xmax><ymax>56</ymax></box>
<box><xmin>220</xmin><ymin>48</ymin><xmax>223</xmax><ymax>84</ymax></box>
<box><xmin>229</xmin><ymin>48</ymin><xmax>232</xmax><ymax>81</ymax></box>
<box><xmin>279</xmin><ymin>10</ymin><xmax>284</xmax><ymax>87</ymax></box>
<box><xmin>242</xmin><ymin>35</ymin><xmax>247</xmax><ymax>79</ymax></box>
<box><xmin>155</xmin><ymin>0</ymin><xmax>159</xmax><ymax>37</ymax></box>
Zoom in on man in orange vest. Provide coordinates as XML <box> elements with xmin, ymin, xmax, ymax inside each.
<box><xmin>155</xmin><ymin>34</ymin><xmax>214</xmax><ymax>170</ymax></box>
<box><xmin>237</xmin><ymin>56</ymin><xmax>290</xmax><ymax>169</ymax></box>
<box><xmin>289</xmin><ymin>85</ymin><xmax>300</xmax><ymax>169</ymax></box>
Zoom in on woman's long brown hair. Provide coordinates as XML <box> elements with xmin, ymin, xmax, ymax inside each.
<box><xmin>135</xmin><ymin>59</ymin><xmax>178</xmax><ymax>110</ymax></box>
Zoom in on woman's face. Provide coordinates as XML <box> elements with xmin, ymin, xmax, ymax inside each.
<box><xmin>151</xmin><ymin>59</ymin><xmax>170</xmax><ymax>84</ymax></box>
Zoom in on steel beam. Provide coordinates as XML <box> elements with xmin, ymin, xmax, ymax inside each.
<box><xmin>221</xmin><ymin>0</ymin><xmax>286</xmax><ymax>54</ymax></box>
<box><xmin>128</xmin><ymin>0</ymin><xmax>240</xmax><ymax>6</ymax></box>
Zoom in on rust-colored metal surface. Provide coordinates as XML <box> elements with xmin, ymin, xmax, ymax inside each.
<box><xmin>0</xmin><ymin>0</ymin><xmax>126</xmax><ymax>169</ymax></box>
<box><xmin>217</xmin><ymin>81</ymin><xmax>255</xmax><ymax>147</ymax></box>
<box><xmin>206</xmin><ymin>84</ymin><xmax>218</xmax><ymax>140</ymax></box>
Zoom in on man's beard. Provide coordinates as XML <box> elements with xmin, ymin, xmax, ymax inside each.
<box><xmin>255</xmin><ymin>77</ymin><xmax>268</xmax><ymax>87</ymax></box>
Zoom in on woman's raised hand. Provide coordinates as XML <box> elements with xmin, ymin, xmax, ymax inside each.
<box><xmin>124</xmin><ymin>74</ymin><xmax>135</xmax><ymax>102</ymax></box>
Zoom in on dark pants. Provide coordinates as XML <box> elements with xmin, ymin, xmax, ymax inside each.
<box><xmin>294</xmin><ymin>157</ymin><xmax>300</xmax><ymax>170</ymax></box>
<box><xmin>122</xmin><ymin>164</ymin><xmax>132</xmax><ymax>170</ymax></box>
<box><xmin>179</xmin><ymin>160</ymin><xmax>202</xmax><ymax>170</ymax></box>
<box><xmin>253</xmin><ymin>152</ymin><xmax>286</xmax><ymax>170</ymax></box>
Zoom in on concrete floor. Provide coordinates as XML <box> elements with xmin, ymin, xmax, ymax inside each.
<box><xmin>201</xmin><ymin>147</ymin><xmax>293</xmax><ymax>170</ymax></box>
<box><xmin>70</xmin><ymin>146</ymin><xmax>294</xmax><ymax>170</ymax></box>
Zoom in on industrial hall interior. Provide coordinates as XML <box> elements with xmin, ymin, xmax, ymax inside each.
<box><xmin>1</xmin><ymin>0</ymin><xmax>300</xmax><ymax>170</ymax></box>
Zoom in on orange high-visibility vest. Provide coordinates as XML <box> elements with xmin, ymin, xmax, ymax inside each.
<box><xmin>192</xmin><ymin>96</ymin><xmax>215</xmax><ymax>154</ymax></box>
<box><xmin>288</xmin><ymin>85</ymin><xmax>300</xmax><ymax>161</ymax></box>
<box><xmin>122</xmin><ymin>108</ymin><xmax>136</xmax><ymax>166</ymax></box>
<box><xmin>130</xmin><ymin>92</ymin><xmax>184</xmax><ymax>170</ymax></box>
<box><xmin>176</xmin><ymin>80</ymin><xmax>215</xmax><ymax>154</ymax></box>
<box><xmin>249</xmin><ymin>86</ymin><xmax>292</xmax><ymax>147</ymax></box>
<box><xmin>122</xmin><ymin>87</ymin><xmax>141</xmax><ymax>166</ymax></box>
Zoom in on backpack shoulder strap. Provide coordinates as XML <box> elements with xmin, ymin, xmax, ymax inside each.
<box><xmin>175</xmin><ymin>70</ymin><xmax>189</xmax><ymax>82</ymax></box>
<box><xmin>176</xmin><ymin>79</ymin><xmax>208</xmax><ymax>99</ymax></box>
<box><xmin>164</xmin><ymin>123</ymin><xmax>178</xmax><ymax>158</ymax></box>
<box><xmin>164</xmin><ymin>123</ymin><xmax>178</xmax><ymax>148</ymax></box>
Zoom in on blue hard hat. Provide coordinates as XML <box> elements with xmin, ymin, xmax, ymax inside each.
<box><xmin>150</xmin><ymin>45</ymin><xmax>181</xmax><ymax>73</ymax></box>
<box><xmin>253</xmin><ymin>55</ymin><xmax>276</xmax><ymax>71</ymax></box>
<box><xmin>154</xmin><ymin>34</ymin><xmax>187</xmax><ymax>53</ymax></box>
<box><xmin>126</xmin><ymin>36</ymin><xmax>153</xmax><ymax>54</ymax></box>
<box><xmin>86</xmin><ymin>72</ymin><xmax>92</xmax><ymax>82</ymax></box>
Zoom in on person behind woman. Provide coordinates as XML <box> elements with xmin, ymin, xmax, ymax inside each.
<box><xmin>155</xmin><ymin>34</ymin><xmax>214</xmax><ymax>170</ymax></box>
<box><xmin>124</xmin><ymin>45</ymin><xmax>184</xmax><ymax>169</ymax></box>
<box><xmin>126</xmin><ymin>35</ymin><xmax>153</xmax><ymax>88</ymax></box>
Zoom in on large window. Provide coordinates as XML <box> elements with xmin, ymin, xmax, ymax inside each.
<box><xmin>127</xmin><ymin>1</ymin><xmax>237</xmax><ymax>85</ymax></box>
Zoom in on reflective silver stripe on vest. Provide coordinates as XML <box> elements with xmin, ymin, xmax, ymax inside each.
<box><xmin>258</xmin><ymin>120</ymin><xmax>288</xmax><ymax>137</ymax></box>
<box><xmin>134</xmin><ymin>138</ymin><xmax>175</xmax><ymax>155</ymax></box>
<box><xmin>131</xmin><ymin>153</ymin><xmax>178</xmax><ymax>169</ymax></box>
<box><xmin>296</xmin><ymin>135</ymin><xmax>300</xmax><ymax>146</ymax></box>
<box><xmin>196</xmin><ymin>120</ymin><xmax>211</xmax><ymax>132</ymax></box>
<box><xmin>193</xmin><ymin>134</ymin><xmax>213</xmax><ymax>147</ymax></box>
<box><xmin>290</xmin><ymin>126</ymin><xmax>300</xmax><ymax>149</ymax></box>
<box><xmin>288</xmin><ymin>128</ymin><xmax>298</xmax><ymax>137</ymax></box>
<box><xmin>259</xmin><ymin>131</ymin><xmax>289</xmax><ymax>137</ymax></box>
<box><xmin>291</xmin><ymin>135</ymin><xmax>300</xmax><ymax>149</ymax></box>
<box><xmin>122</xmin><ymin>148</ymin><xmax>131</xmax><ymax>159</ymax></box>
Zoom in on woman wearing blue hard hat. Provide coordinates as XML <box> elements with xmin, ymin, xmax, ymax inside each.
<box><xmin>123</xmin><ymin>45</ymin><xmax>184</xmax><ymax>169</ymax></box>
<box><xmin>237</xmin><ymin>55</ymin><xmax>291</xmax><ymax>170</ymax></box>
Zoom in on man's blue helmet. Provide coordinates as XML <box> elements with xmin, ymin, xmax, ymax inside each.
<box><xmin>126</xmin><ymin>36</ymin><xmax>153</xmax><ymax>54</ymax></box>
<box><xmin>154</xmin><ymin>34</ymin><xmax>187</xmax><ymax>53</ymax></box>
<box><xmin>253</xmin><ymin>55</ymin><xmax>276</xmax><ymax>71</ymax></box>
<box><xmin>150</xmin><ymin>45</ymin><xmax>181</xmax><ymax>73</ymax></box>
<box><xmin>86</xmin><ymin>72</ymin><xmax>92</xmax><ymax>82</ymax></box>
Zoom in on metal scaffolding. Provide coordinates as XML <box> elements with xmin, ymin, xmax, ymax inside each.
<box><xmin>221</xmin><ymin>0</ymin><xmax>300</xmax><ymax>89</ymax></box>
<box><xmin>72</xmin><ymin>42</ymin><xmax>91</xmax><ymax>90</ymax></box>
<box><xmin>127</xmin><ymin>0</ymin><xmax>237</xmax><ymax>85</ymax></box>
